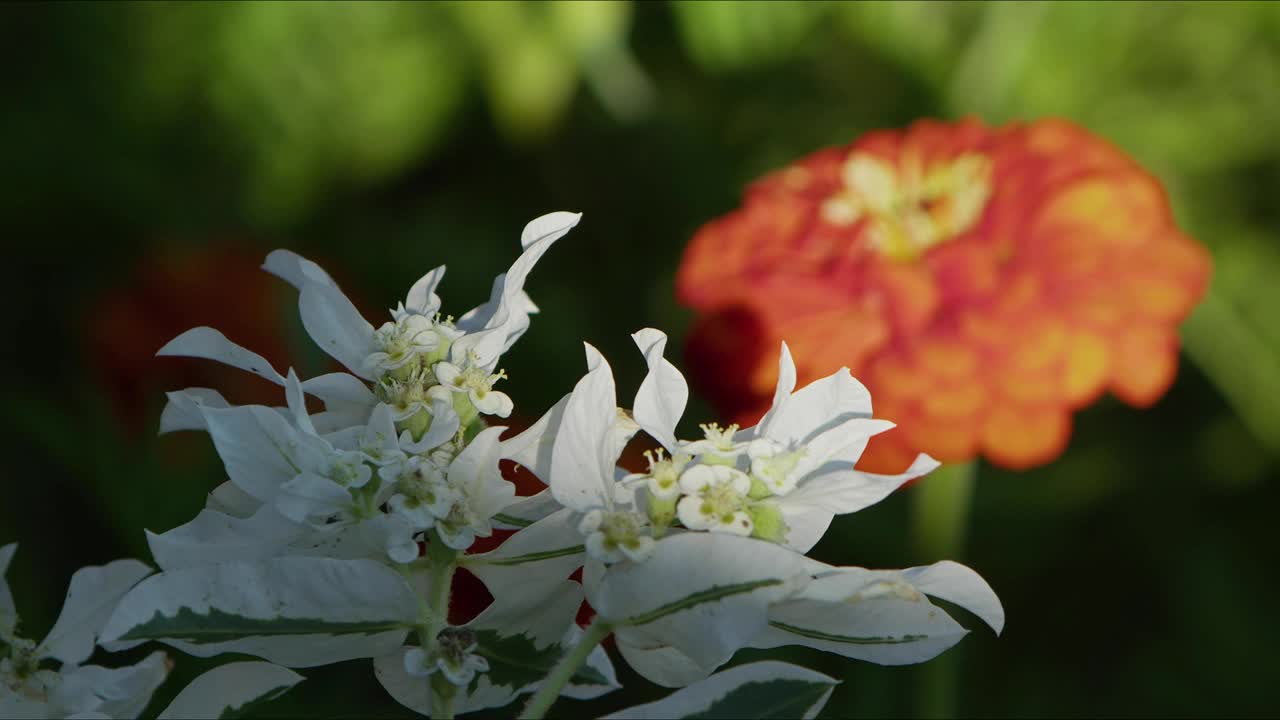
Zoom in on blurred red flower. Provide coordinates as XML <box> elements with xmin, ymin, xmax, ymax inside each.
<box><xmin>87</xmin><ymin>245</ymin><xmax>294</xmax><ymax>434</ymax></box>
<box><xmin>678</xmin><ymin>118</ymin><xmax>1211</xmax><ymax>471</ymax></box>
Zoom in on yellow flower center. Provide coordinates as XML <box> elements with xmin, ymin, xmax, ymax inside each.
<box><xmin>820</xmin><ymin>151</ymin><xmax>992</xmax><ymax>261</ymax></box>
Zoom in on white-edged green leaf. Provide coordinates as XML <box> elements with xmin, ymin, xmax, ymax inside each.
<box><xmin>101</xmin><ymin>557</ymin><xmax>417</xmax><ymax>668</ymax></box>
<box><xmin>0</xmin><ymin>543</ymin><xmax>16</xmax><ymax>635</ymax></box>
<box><xmin>603</xmin><ymin>660</ymin><xmax>837</xmax><ymax>719</ymax></box>
<box><xmin>750</xmin><ymin>566</ymin><xmax>984</xmax><ymax>665</ymax></box>
<box><xmin>158</xmin><ymin>662</ymin><xmax>303</xmax><ymax>719</ymax></box>
<box><xmin>592</xmin><ymin>533</ymin><xmax>812</xmax><ymax>670</ymax></box>
<box><xmin>492</xmin><ymin>489</ymin><xmax>562</xmax><ymax>530</ymax></box>
<box><xmin>39</xmin><ymin>558</ymin><xmax>153</xmax><ymax>665</ymax></box>
<box><xmin>463</xmin><ymin>508</ymin><xmax>584</xmax><ymax>596</ymax></box>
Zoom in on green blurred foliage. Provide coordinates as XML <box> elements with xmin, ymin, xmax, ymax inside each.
<box><xmin>0</xmin><ymin>1</ymin><xmax>1277</xmax><ymax>717</ymax></box>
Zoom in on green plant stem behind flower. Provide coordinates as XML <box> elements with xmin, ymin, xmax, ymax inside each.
<box><xmin>911</xmin><ymin>461</ymin><xmax>978</xmax><ymax>719</ymax></box>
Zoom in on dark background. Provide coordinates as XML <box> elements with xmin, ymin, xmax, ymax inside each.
<box><xmin>1</xmin><ymin>2</ymin><xmax>1277</xmax><ymax>717</ymax></box>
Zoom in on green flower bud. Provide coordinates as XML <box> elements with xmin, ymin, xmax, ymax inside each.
<box><xmin>645</xmin><ymin>489</ymin><xmax>679</xmax><ymax>537</ymax></box>
<box><xmin>399</xmin><ymin>408</ymin><xmax>434</xmax><ymax>442</ymax></box>
<box><xmin>748</xmin><ymin>502</ymin><xmax>788</xmax><ymax>543</ymax></box>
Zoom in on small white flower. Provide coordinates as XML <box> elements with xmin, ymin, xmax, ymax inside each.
<box><xmin>676</xmin><ymin>464</ymin><xmax>754</xmax><ymax>536</ymax></box>
<box><xmin>325</xmin><ymin>449</ymin><xmax>372</xmax><ymax>490</ymax></box>
<box><xmin>385</xmin><ymin>457</ymin><xmax>458</xmax><ymax>531</ymax></box>
<box><xmin>680</xmin><ymin>422</ymin><xmax>749</xmax><ymax>464</ymax></box>
<box><xmin>431</xmin><ymin>427</ymin><xmax>517</xmax><ymax>550</ymax></box>
<box><xmin>579</xmin><ymin>509</ymin><xmax>655</xmax><ymax>564</ymax></box>
<box><xmin>403</xmin><ymin>629</ymin><xmax>490</xmax><ymax>687</ymax></box>
<box><xmin>635</xmin><ymin>448</ymin><xmax>690</xmax><ymax>500</ymax></box>
<box><xmin>433</xmin><ymin>356</ymin><xmax>514</xmax><ymax>418</ymax></box>
<box><xmin>746</xmin><ymin>438</ymin><xmax>806</xmax><ymax>496</ymax></box>
<box><xmin>364</xmin><ymin>314</ymin><xmax>444</xmax><ymax>377</ymax></box>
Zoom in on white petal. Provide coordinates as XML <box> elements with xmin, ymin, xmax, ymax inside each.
<box><xmin>434</xmin><ymin>361</ymin><xmax>462</xmax><ymax>387</ymax></box>
<box><xmin>586</xmin><ymin>533</ymin><xmax>624</xmax><ymax>564</ymax></box>
<box><xmin>157</xmin><ymin>327</ymin><xmax>285</xmax><ymax>385</ymax></box>
<box><xmin>284</xmin><ymin>368</ymin><xmax>317</xmax><ymax>436</ymax></box>
<box><xmin>206</xmin><ymin>481</ymin><xmax>262</xmax><ymax>518</ymax></box>
<box><xmin>301</xmin><ymin>372</ymin><xmax>377</xmax><ymax>419</ymax></box>
<box><xmin>159</xmin><ymin>388</ymin><xmax>231</xmax><ymax>434</ymax></box>
<box><xmin>603</xmin><ymin>660</ymin><xmax>837</xmax><ymax>719</ymax></box>
<box><xmin>499</xmin><ymin>394</ymin><xmax>569</xmax><ymax>485</ymax></box>
<box><xmin>200</xmin><ymin>405</ymin><xmax>315</xmax><ymax>503</ymax></box>
<box><xmin>777</xmin><ymin>508</ymin><xmax>834</xmax><ymax>554</ymax></box>
<box><xmin>299</xmin><ymin>280</ymin><xmax>375</xmax><ymax>379</ymax></box>
<box><xmin>451</xmin><ymin>212</ymin><xmax>581</xmax><ymax>369</ymax></box>
<box><xmin>614</xmin><ymin>638</ymin><xmax>712</xmax><ymax>689</ymax></box>
<box><xmin>275</xmin><ymin>472</ymin><xmax>353</xmax><ymax>524</ymax></box>
<box><xmin>404</xmin><ymin>265</ymin><xmax>446</xmax><ymax>316</ymax></box>
<box><xmin>472</xmin><ymin>389</ymin><xmax>513</xmax><ymax>417</ymax></box>
<box><xmin>619</xmin><ymin>534</ymin><xmax>656</xmax><ymax>562</ymax></box>
<box><xmin>262</xmin><ymin>249</ymin><xmax>336</xmax><ymax>290</ymax></box>
<box><xmin>146</xmin><ymin>505</ymin><xmax>307</xmax><ymax>571</ymax></box>
<box><xmin>402</xmin><ymin>646</ymin><xmax>432</xmax><ymax>677</ymax></box>
<box><xmin>760</xmin><ymin>367</ymin><xmax>874</xmax><ymax>447</ymax></box>
<box><xmin>549</xmin><ymin>343</ymin><xmax>619</xmax><ymax>512</ymax></box>
<box><xmin>676</xmin><ymin>496</ymin><xmax>715</xmax><ymax>531</ymax></box>
<box><xmin>361</xmin><ymin>403</ymin><xmax>402</xmax><ymax>460</ymax></box>
<box><xmin>520</xmin><ymin>210</ymin><xmax>583</xmax><ymax>250</ymax></box>
<box><xmin>678</xmin><ymin>464</ymin><xmax>717</xmax><ymax>493</ymax></box>
<box><xmin>448</xmin><ymin>427</ymin><xmax>516</xmax><ymax>515</ymax></box>
<box><xmin>39</xmin><ymin>559</ymin><xmax>153</xmax><ymax>665</ymax></box>
<box><xmin>780</xmin><ymin>453</ymin><xmax>939</xmax><ymax>517</ymax></box>
<box><xmin>57</xmin><ymin>651</ymin><xmax>170</xmax><ymax>720</ymax></box>
<box><xmin>901</xmin><ymin>560</ymin><xmax>1004</xmax><ymax>635</ymax></box>
<box><xmin>157</xmin><ymin>661</ymin><xmax>303</xmax><ymax>719</ymax></box>
<box><xmin>631</xmin><ymin>328</ymin><xmax>688</xmax><ymax>452</ymax></box>
<box><xmin>753</xmin><ymin>341</ymin><xmax>797</xmax><ymax>439</ymax></box>
<box><xmin>791</xmin><ymin>417</ymin><xmax>896</xmax><ymax>481</ymax></box>
<box><xmin>398</xmin><ymin>398</ymin><xmax>460</xmax><ymax>454</ymax></box>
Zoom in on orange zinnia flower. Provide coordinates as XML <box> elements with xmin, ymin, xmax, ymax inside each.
<box><xmin>677</xmin><ymin>118</ymin><xmax>1211</xmax><ymax>472</ymax></box>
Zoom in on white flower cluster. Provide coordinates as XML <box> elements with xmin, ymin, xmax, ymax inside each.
<box><xmin>8</xmin><ymin>210</ymin><xmax>1005</xmax><ymax>720</ymax></box>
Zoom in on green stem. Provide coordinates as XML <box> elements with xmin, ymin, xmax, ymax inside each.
<box><xmin>910</xmin><ymin>461</ymin><xmax>977</xmax><ymax>563</ymax></box>
<box><xmin>424</xmin><ymin>531</ymin><xmax>459</xmax><ymax>720</ymax></box>
<box><xmin>519</xmin><ymin>618</ymin><xmax>613</xmax><ymax>720</ymax></box>
<box><xmin>910</xmin><ymin>461</ymin><xmax>977</xmax><ymax>719</ymax></box>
